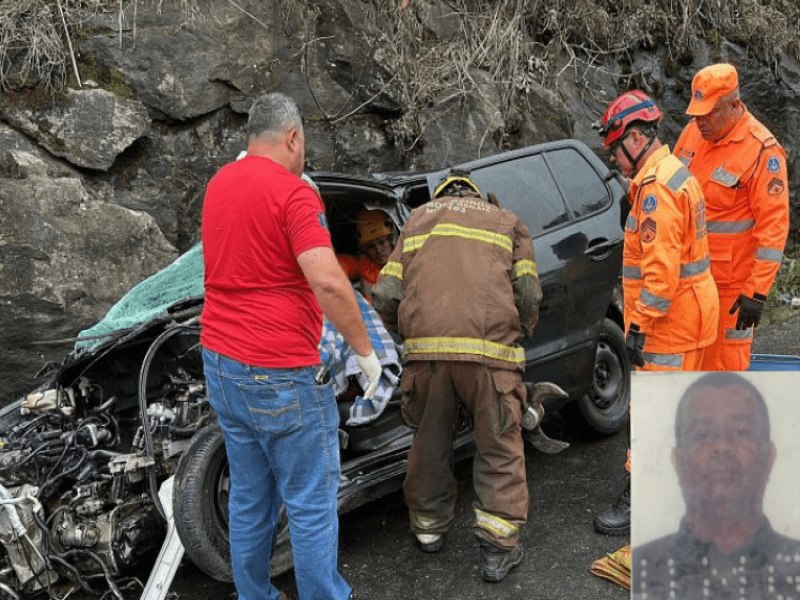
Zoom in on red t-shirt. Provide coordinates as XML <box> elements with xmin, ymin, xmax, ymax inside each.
<box><xmin>200</xmin><ymin>156</ymin><xmax>331</xmax><ymax>367</ymax></box>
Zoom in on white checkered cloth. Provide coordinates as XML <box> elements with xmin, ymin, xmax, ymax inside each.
<box><xmin>318</xmin><ymin>291</ymin><xmax>402</xmax><ymax>425</ymax></box>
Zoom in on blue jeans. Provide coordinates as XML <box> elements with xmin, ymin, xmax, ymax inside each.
<box><xmin>202</xmin><ymin>348</ymin><xmax>351</xmax><ymax>600</ymax></box>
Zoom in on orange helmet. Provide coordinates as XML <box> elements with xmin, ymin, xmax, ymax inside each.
<box><xmin>356</xmin><ymin>209</ymin><xmax>393</xmax><ymax>247</ymax></box>
<box><xmin>597</xmin><ymin>90</ymin><xmax>662</xmax><ymax>148</ymax></box>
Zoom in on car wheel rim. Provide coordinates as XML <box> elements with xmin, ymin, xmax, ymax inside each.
<box><xmin>214</xmin><ymin>461</ymin><xmax>230</xmax><ymax>532</ymax></box>
<box><xmin>591</xmin><ymin>338</ymin><xmax>623</xmax><ymax>411</ymax></box>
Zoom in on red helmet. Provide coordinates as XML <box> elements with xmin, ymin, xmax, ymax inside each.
<box><xmin>598</xmin><ymin>90</ymin><xmax>662</xmax><ymax>147</ymax></box>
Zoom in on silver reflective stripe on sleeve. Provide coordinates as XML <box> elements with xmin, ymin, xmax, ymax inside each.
<box><xmin>707</xmin><ymin>219</ymin><xmax>755</xmax><ymax>233</ymax></box>
<box><xmin>640</xmin><ymin>289</ymin><xmax>671</xmax><ymax>312</ymax></box>
<box><xmin>679</xmin><ymin>256</ymin><xmax>710</xmax><ymax>277</ymax></box>
<box><xmin>755</xmin><ymin>247</ymin><xmax>783</xmax><ymax>262</ymax></box>
<box><xmin>622</xmin><ymin>266</ymin><xmax>642</xmax><ymax>280</ymax></box>
<box><xmin>642</xmin><ymin>352</ymin><xmax>683</xmax><ymax>367</ymax></box>
<box><xmin>666</xmin><ymin>167</ymin><xmax>691</xmax><ymax>192</ymax></box>
<box><xmin>725</xmin><ymin>327</ymin><xmax>753</xmax><ymax>340</ymax></box>
<box><xmin>626</xmin><ymin>215</ymin><xmax>637</xmax><ymax>231</ymax></box>
<box><xmin>625</xmin><ymin>258</ymin><xmax>709</xmax><ymax>281</ymax></box>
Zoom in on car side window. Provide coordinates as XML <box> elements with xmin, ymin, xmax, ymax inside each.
<box><xmin>470</xmin><ymin>155</ymin><xmax>569</xmax><ymax>236</ymax></box>
<box><xmin>545</xmin><ymin>149</ymin><xmax>610</xmax><ymax>218</ymax></box>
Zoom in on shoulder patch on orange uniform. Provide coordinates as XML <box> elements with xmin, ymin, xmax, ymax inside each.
<box><xmin>767</xmin><ymin>178</ymin><xmax>785</xmax><ymax>196</ymax></box>
<box><xmin>640</xmin><ymin>217</ymin><xmax>656</xmax><ymax>243</ymax></box>
<box><xmin>766</xmin><ymin>156</ymin><xmax>781</xmax><ymax>173</ymax></box>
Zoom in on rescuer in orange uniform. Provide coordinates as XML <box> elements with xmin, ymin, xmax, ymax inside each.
<box><xmin>591</xmin><ymin>91</ymin><xmax>719</xmax><ymax>535</ymax></box>
<box><xmin>337</xmin><ymin>209</ymin><xmax>396</xmax><ymax>303</ymax></box>
<box><xmin>673</xmin><ymin>63</ymin><xmax>790</xmax><ymax>371</ymax></box>
<box><xmin>373</xmin><ymin>172</ymin><xmax>541</xmax><ymax>582</ymax></box>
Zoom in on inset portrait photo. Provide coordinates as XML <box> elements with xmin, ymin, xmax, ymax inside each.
<box><xmin>631</xmin><ymin>371</ymin><xmax>800</xmax><ymax>600</ymax></box>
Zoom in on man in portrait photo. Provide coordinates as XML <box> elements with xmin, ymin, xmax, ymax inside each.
<box><xmin>631</xmin><ymin>371</ymin><xmax>800</xmax><ymax>600</ymax></box>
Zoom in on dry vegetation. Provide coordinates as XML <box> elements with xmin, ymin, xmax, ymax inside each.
<box><xmin>2</xmin><ymin>0</ymin><xmax>798</xmax><ymax>99</ymax></box>
<box><xmin>362</xmin><ymin>0</ymin><xmax>800</xmax><ymax>146</ymax></box>
<box><xmin>0</xmin><ymin>0</ymin><xmax>202</xmax><ymax>91</ymax></box>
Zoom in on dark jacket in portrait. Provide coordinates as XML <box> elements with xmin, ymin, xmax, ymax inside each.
<box><xmin>633</xmin><ymin>519</ymin><xmax>800</xmax><ymax>600</ymax></box>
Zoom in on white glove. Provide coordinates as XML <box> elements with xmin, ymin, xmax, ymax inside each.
<box><xmin>355</xmin><ymin>349</ymin><xmax>382</xmax><ymax>400</ymax></box>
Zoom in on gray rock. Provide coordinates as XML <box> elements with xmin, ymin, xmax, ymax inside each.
<box><xmin>0</xmin><ymin>88</ymin><xmax>150</xmax><ymax>170</ymax></box>
<box><xmin>81</xmin><ymin>26</ymin><xmax>232</xmax><ymax>121</ymax></box>
<box><xmin>94</xmin><ymin>109</ymin><xmax>248</xmax><ymax>249</ymax></box>
<box><xmin>0</xmin><ymin>123</ymin><xmax>177</xmax><ymax>403</ymax></box>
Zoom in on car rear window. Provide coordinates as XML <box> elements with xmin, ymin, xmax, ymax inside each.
<box><xmin>544</xmin><ymin>148</ymin><xmax>610</xmax><ymax>219</ymax></box>
<box><xmin>470</xmin><ymin>155</ymin><xmax>569</xmax><ymax>235</ymax></box>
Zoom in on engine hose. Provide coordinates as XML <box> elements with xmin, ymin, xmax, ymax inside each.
<box><xmin>0</xmin><ymin>582</ymin><xmax>20</xmax><ymax>600</ymax></box>
<box><xmin>31</xmin><ymin>505</ymin><xmax>56</xmax><ymax>558</ymax></box>
<box><xmin>59</xmin><ymin>549</ymin><xmax>122</xmax><ymax>600</ymax></box>
<box><xmin>38</xmin><ymin>450</ymin><xmax>87</xmax><ymax>501</ymax></box>
<box><xmin>0</xmin><ymin>483</ymin><xmax>27</xmax><ymax>537</ymax></box>
<box><xmin>138</xmin><ymin>324</ymin><xmax>201</xmax><ymax>522</ymax></box>
<box><xmin>169</xmin><ymin>425</ymin><xmax>199</xmax><ymax>438</ymax></box>
<box><xmin>47</xmin><ymin>555</ymin><xmax>96</xmax><ymax>595</ymax></box>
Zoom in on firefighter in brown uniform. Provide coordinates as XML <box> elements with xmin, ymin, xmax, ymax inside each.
<box><xmin>373</xmin><ymin>172</ymin><xmax>542</xmax><ymax>582</ymax></box>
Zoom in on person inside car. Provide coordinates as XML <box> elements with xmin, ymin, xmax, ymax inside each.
<box><xmin>337</xmin><ymin>208</ymin><xmax>397</xmax><ymax>303</ymax></box>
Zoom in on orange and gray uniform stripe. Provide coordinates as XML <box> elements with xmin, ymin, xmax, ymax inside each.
<box><xmin>674</xmin><ymin>108</ymin><xmax>790</xmax><ymax>370</ymax></box>
<box><xmin>623</xmin><ymin>145</ymin><xmax>719</xmax><ymax>370</ymax></box>
<box><xmin>373</xmin><ymin>195</ymin><xmax>541</xmax><ymax>371</ymax></box>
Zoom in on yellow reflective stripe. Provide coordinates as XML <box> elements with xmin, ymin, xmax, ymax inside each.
<box><xmin>475</xmin><ymin>508</ymin><xmax>519</xmax><ymax>538</ymax></box>
<box><xmin>512</xmin><ymin>259</ymin><xmax>537</xmax><ymax>279</ymax></box>
<box><xmin>403</xmin><ymin>234</ymin><xmax>428</xmax><ymax>253</ymax></box>
<box><xmin>405</xmin><ymin>336</ymin><xmax>524</xmax><ymax>365</ymax></box>
<box><xmin>403</xmin><ymin>223</ymin><xmax>513</xmax><ymax>254</ymax></box>
<box><xmin>380</xmin><ymin>261</ymin><xmax>403</xmax><ymax>280</ymax></box>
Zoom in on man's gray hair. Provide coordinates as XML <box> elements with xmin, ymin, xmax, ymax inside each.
<box><xmin>247</xmin><ymin>92</ymin><xmax>303</xmax><ymax>140</ymax></box>
<box><xmin>675</xmin><ymin>372</ymin><xmax>770</xmax><ymax>445</ymax></box>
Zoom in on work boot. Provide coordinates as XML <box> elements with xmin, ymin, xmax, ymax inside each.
<box><xmin>593</xmin><ymin>474</ymin><xmax>630</xmax><ymax>535</ymax></box>
<box><xmin>415</xmin><ymin>532</ymin><xmax>445</xmax><ymax>553</ymax></box>
<box><xmin>479</xmin><ymin>541</ymin><xmax>524</xmax><ymax>582</ymax></box>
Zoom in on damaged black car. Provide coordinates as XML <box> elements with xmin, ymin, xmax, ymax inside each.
<box><xmin>0</xmin><ymin>138</ymin><xmax>629</xmax><ymax>598</ymax></box>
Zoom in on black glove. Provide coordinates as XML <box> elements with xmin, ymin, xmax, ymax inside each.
<box><xmin>729</xmin><ymin>293</ymin><xmax>766</xmax><ymax>330</ymax></box>
<box><xmin>625</xmin><ymin>324</ymin><xmax>646</xmax><ymax>368</ymax></box>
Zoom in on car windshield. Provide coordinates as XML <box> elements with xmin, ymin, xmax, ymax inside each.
<box><xmin>76</xmin><ymin>242</ymin><xmax>205</xmax><ymax>352</ymax></box>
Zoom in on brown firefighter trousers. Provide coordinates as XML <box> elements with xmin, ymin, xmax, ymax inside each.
<box><xmin>400</xmin><ymin>360</ymin><xmax>528</xmax><ymax>548</ymax></box>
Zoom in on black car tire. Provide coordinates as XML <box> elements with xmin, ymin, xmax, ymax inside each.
<box><xmin>564</xmin><ymin>318</ymin><xmax>630</xmax><ymax>436</ymax></box>
<box><xmin>173</xmin><ymin>424</ymin><xmax>294</xmax><ymax>582</ymax></box>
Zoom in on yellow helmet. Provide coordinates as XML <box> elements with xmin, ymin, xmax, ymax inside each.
<box><xmin>357</xmin><ymin>209</ymin><xmax>393</xmax><ymax>247</ymax></box>
<box><xmin>433</xmin><ymin>171</ymin><xmax>481</xmax><ymax>198</ymax></box>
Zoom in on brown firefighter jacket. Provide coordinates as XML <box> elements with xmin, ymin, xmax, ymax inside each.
<box><xmin>372</xmin><ymin>192</ymin><xmax>542</xmax><ymax>372</ymax></box>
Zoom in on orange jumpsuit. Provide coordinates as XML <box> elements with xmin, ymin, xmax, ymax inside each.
<box><xmin>337</xmin><ymin>255</ymin><xmax>381</xmax><ymax>303</ymax></box>
<box><xmin>622</xmin><ymin>146</ymin><xmax>719</xmax><ymax>474</ymax></box>
<box><xmin>674</xmin><ymin>108</ymin><xmax>790</xmax><ymax>370</ymax></box>
<box><xmin>624</xmin><ymin>146</ymin><xmax>719</xmax><ymax>371</ymax></box>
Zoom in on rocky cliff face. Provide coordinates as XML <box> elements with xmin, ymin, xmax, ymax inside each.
<box><xmin>0</xmin><ymin>0</ymin><xmax>798</xmax><ymax>401</ymax></box>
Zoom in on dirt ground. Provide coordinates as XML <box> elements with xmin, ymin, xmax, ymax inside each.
<box><xmin>752</xmin><ymin>309</ymin><xmax>800</xmax><ymax>356</ymax></box>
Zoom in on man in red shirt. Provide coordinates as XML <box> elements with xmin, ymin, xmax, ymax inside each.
<box><xmin>201</xmin><ymin>92</ymin><xmax>381</xmax><ymax>600</ymax></box>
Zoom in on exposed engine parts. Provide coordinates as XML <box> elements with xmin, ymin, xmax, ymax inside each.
<box><xmin>0</xmin><ymin>321</ymin><xmax>207</xmax><ymax>599</ymax></box>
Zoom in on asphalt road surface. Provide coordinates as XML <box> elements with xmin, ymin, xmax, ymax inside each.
<box><xmin>166</xmin><ymin>411</ymin><xmax>630</xmax><ymax>600</ymax></box>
